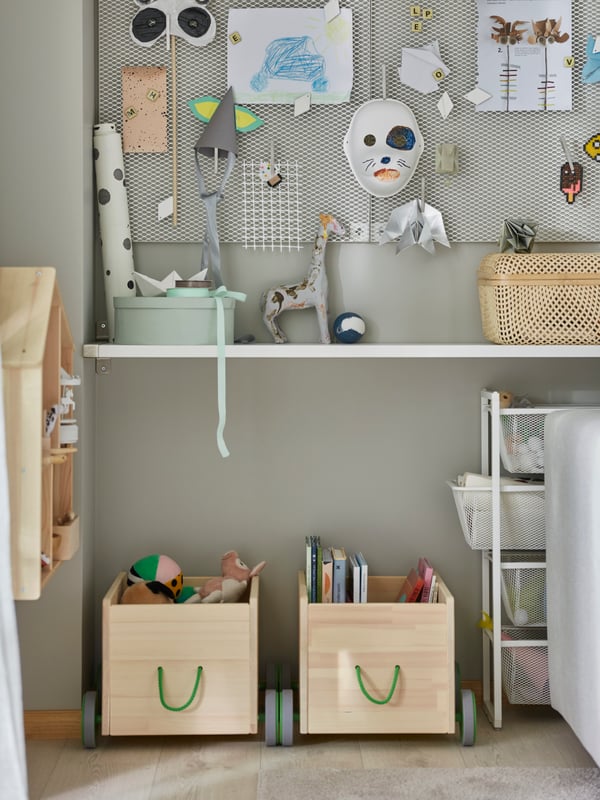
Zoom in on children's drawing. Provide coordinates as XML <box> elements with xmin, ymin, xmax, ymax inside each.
<box><xmin>250</xmin><ymin>37</ymin><xmax>328</xmax><ymax>94</ymax></box>
<box><xmin>476</xmin><ymin>0</ymin><xmax>572</xmax><ymax>112</ymax></box>
<box><xmin>228</xmin><ymin>8</ymin><xmax>352</xmax><ymax>105</ymax></box>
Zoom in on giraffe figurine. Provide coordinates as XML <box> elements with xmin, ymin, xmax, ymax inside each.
<box><xmin>261</xmin><ymin>213</ymin><xmax>345</xmax><ymax>343</ymax></box>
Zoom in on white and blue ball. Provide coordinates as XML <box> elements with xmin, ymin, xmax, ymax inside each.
<box><xmin>333</xmin><ymin>312</ymin><xmax>366</xmax><ymax>344</ymax></box>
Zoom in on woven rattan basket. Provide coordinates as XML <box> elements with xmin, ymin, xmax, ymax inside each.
<box><xmin>478</xmin><ymin>253</ymin><xmax>600</xmax><ymax>345</ymax></box>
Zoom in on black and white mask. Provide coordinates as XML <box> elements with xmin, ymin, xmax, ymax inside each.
<box><xmin>130</xmin><ymin>0</ymin><xmax>216</xmax><ymax>48</ymax></box>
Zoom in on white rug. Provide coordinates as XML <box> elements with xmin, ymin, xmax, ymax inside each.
<box><xmin>257</xmin><ymin>767</ymin><xmax>600</xmax><ymax>800</ymax></box>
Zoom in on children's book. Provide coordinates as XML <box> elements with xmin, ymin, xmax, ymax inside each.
<box><xmin>305</xmin><ymin>535</ymin><xmax>321</xmax><ymax>602</ymax></box>
<box><xmin>305</xmin><ymin>536</ymin><xmax>312</xmax><ymax>599</ymax></box>
<box><xmin>332</xmin><ymin>547</ymin><xmax>347</xmax><ymax>603</ymax></box>
<box><xmin>397</xmin><ymin>567</ymin><xmax>424</xmax><ymax>602</ymax></box>
<box><xmin>316</xmin><ymin>541</ymin><xmax>323</xmax><ymax>602</ymax></box>
<box><xmin>428</xmin><ymin>574</ymin><xmax>438</xmax><ymax>603</ymax></box>
<box><xmin>418</xmin><ymin>557</ymin><xmax>434</xmax><ymax>603</ymax></box>
<box><xmin>348</xmin><ymin>552</ymin><xmax>360</xmax><ymax>602</ymax></box>
<box><xmin>321</xmin><ymin>546</ymin><xmax>333</xmax><ymax>603</ymax></box>
<box><xmin>355</xmin><ymin>551</ymin><xmax>368</xmax><ymax>603</ymax></box>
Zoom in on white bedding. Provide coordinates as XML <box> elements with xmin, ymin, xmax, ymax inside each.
<box><xmin>545</xmin><ymin>410</ymin><xmax>600</xmax><ymax>767</ymax></box>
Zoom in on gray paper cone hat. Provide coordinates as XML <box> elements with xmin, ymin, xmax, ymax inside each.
<box><xmin>194</xmin><ymin>86</ymin><xmax>238</xmax><ymax>159</ymax></box>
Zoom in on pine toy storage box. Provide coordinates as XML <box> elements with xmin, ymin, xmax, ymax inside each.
<box><xmin>478</xmin><ymin>252</ymin><xmax>600</xmax><ymax>345</ymax></box>
<box><xmin>298</xmin><ymin>572</ymin><xmax>470</xmax><ymax>740</ymax></box>
<box><xmin>99</xmin><ymin>572</ymin><xmax>259</xmax><ymax>739</ymax></box>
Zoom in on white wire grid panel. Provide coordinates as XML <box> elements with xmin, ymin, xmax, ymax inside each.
<box><xmin>98</xmin><ymin>0</ymin><xmax>370</xmax><ymax>245</ymax></box>
<box><xmin>98</xmin><ymin>0</ymin><xmax>598</xmax><ymax>243</ymax></box>
<box><xmin>242</xmin><ymin>160</ymin><xmax>303</xmax><ymax>251</ymax></box>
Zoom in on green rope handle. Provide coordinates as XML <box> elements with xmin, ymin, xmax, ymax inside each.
<box><xmin>355</xmin><ymin>664</ymin><xmax>400</xmax><ymax>705</ymax></box>
<box><xmin>157</xmin><ymin>666</ymin><xmax>203</xmax><ymax>712</ymax></box>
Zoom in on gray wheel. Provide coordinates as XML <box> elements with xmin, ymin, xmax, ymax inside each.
<box><xmin>280</xmin><ymin>688</ymin><xmax>294</xmax><ymax>746</ymax></box>
<box><xmin>266</xmin><ymin>663</ymin><xmax>277</xmax><ymax>691</ymax></box>
<box><xmin>265</xmin><ymin>689</ymin><xmax>278</xmax><ymax>746</ymax></box>
<box><xmin>81</xmin><ymin>690</ymin><xmax>98</xmax><ymax>749</ymax></box>
<box><xmin>279</xmin><ymin>663</ymin><xmax>292</xmax><ymax>690</ymax></box>
<box><xmin>460</xmin><ymin>689</ymin><xmax>477</xmax><ymax>747</ymax></box>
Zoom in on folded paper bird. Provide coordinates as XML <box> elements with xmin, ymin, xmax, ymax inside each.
<box><xmin>133</xmin><ymin>269</ymin><xmax>208</xmax><ymax>296</ymax></box>
<box><xmin>379</xmin><ymin>198</ymin><xmax>450</xmax><ymax>254</ymax></box>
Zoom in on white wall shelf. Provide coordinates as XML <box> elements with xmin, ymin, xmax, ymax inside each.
<box><xmin>83</xmin><ymin>343</ymin><xmax>600</xmax><ymax>360</ymax></box>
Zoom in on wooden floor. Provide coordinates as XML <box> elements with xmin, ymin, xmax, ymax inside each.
<box><xmin>26</xmin><ymin>705</ymin><xmax>596</xmax><ymax>800</ymax></box>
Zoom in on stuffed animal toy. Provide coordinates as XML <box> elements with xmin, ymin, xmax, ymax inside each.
<box><xmin>121</xmin><ymin>581</ymin><xmax>174</xmax><ymax>604</ymax></box>
<box><xmin>125</xmin><ymin>553</ymin><xmax>200</xmax><ymax>604</ymax></box>
<box><xmin>199</xmin><ymin>551</ymin><xmax>266</xmax><ymax>603</ymax></box>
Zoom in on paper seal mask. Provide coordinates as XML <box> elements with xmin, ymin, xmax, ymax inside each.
<box><xmin>343</xmin><ymin>99</ymin><xmax>424</xmax><ymax>197</ymax></box>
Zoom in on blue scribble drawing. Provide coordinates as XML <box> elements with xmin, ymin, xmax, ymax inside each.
<box><xmin>250</xmin><ymin>36</ymin><xmax>329</xmax><ymax>93</ymax></box>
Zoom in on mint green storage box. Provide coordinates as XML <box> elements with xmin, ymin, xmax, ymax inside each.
<box><xmin>114</xmin><ymin>296</ymin><xmax>235</xmax><ymax>345</ymax></box>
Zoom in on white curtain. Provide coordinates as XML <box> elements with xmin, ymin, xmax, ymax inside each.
<box><xmin>0</xmin><ymin>350</ymin><xmax>28</xmax><ymax>799</ymax></box>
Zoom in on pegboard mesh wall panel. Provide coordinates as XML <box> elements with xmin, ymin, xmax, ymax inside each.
<box><xmin>98</xmin><ymin>0</ymin><xmax>598</xmax><ymax>244</ymax></box>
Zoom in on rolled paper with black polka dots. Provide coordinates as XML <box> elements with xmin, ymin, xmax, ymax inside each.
<box><xmin>93</xmin><ymin>123</ymin><xmax>136</xmax><ymax>342</ymax></box>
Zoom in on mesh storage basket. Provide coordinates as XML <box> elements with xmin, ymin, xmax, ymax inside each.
<box><xmin>478</xmin><ymin>253</ymin><xmax>600</xmax><ymax>345</ymax></box>
<box><xmin>448</xmin><ymin>482</ymin><xmax>545</xmax><ymax>550</ymax></box>
<box><xmin>499</xmin><ymin>409</ymin><xmax>549</xmax><ymax>473</ymax></box>
<box><xmin>500</xmin><ymin>552</ymin><xmax>547</xmax><ymax>626</ymax></box>
<box><xmin>501</xmin><ymin>627</ymin><xmax>550</xmax><ymax>705</ymax></box>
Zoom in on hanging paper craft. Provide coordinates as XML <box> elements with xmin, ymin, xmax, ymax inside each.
<box><xmin>583</xmin><ymin>133</ymin><xmax>600</xmax><ymax>162</ymax></box>
<box><xmin>499</xmin><ymin>219</ymin><xmax>538</xmax><ymax>253</ymax></box>
<box><xmin>437</xmin><ymin>92</ymin><xmax>453</xmax><ymax>119</ymax></box>
<box><xmin>227</xmin><ymin>8</ymin><xmax>353</xmax><ymax>104</ymax></box>
<box><xmin>194</xmin><ymin>86</ymin><xmax>238</xmax><ymax>289</ymax></box>
<box><xmin>343</xmin><ymin>99</ymin><xmax>424</xmax><ymax>197</ymax></box>
<box><xmin>193</xmin><ymin>89</ymin><xmax>248</xmax><ymax>458</ymax></box>
<box><xmin>122</xmin><ymin>66</ymin><xmax>168</xmax><ymax>153</ymax></box>
<box><xmin>475</xmin><ymin>0</ymin><xmax>572</xmax><ymax>112</ymax></box>
<box><xmin>582</xmin><ymin>34</ymin><xmax>600</xmax><ymax>84</ymax></box>
<box><xmin>130</xmin><ymin>0</ymin><xmax>216</xmax><ymax>48</ymax></box>
<box><xmin>559</xmin><ymin>135</ymin><xmax>582</xmax><ymax>204</ymax></box>
<box><xmin>188</xmin><ymin>96</ymin><xmax>263</xmax><ymax>131</ymax></box>
<box><xmin>435</xmin><ymin>143</ymin><xmax>459</xmax><ymax>176</ymax></box>
<box><xmin>379</xmin><ymin>194</ymin><xmax>450</xmax><ymax>255</ymax></box>
<box><xmin>398</xmin><ymin>40</ymin><xmax>451</xmax><ymax>94</ymax></box>
<box><xmin>560</xmin><ymin>161</ymin><xmax>582</xmax><ymax>204</ymax></box>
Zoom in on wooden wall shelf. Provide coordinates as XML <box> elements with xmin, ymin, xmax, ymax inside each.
<box><xmin>1</xmin><ymin>267</ymin><xmax>79</xmax><ymax>599</ymax></box>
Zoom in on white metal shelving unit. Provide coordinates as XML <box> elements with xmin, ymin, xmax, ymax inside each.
<box><xmin>479</xmin><ymin>390</ymin><xmax>600</xmax><ymax>728</ymax></box>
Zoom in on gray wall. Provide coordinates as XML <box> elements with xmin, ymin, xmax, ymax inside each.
<box><xmin>93</xmin><ymin>238</ymin><xmax>600</xmax><ymax>681</ymax></box>
<box><xmin>0</xmin><ymin>0</ymin><xmax>96</xmax><ymax>708</ymax></box>
<box><xmin>2</xmin><ymin>0</ymin><xmax>600</xmax><ymax>712</ymax></box>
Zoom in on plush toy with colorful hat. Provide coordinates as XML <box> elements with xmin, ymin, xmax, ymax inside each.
<box><xmin>121</xmin><ymin>553</ymin><xmax>200</xmax><ymax>604</ymax></box>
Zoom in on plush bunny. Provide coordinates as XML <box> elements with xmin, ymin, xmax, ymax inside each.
<box><xmin>199</xmin><ymin>551</ymin><xmax>266</xmax><ymax>603</ymax></box>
